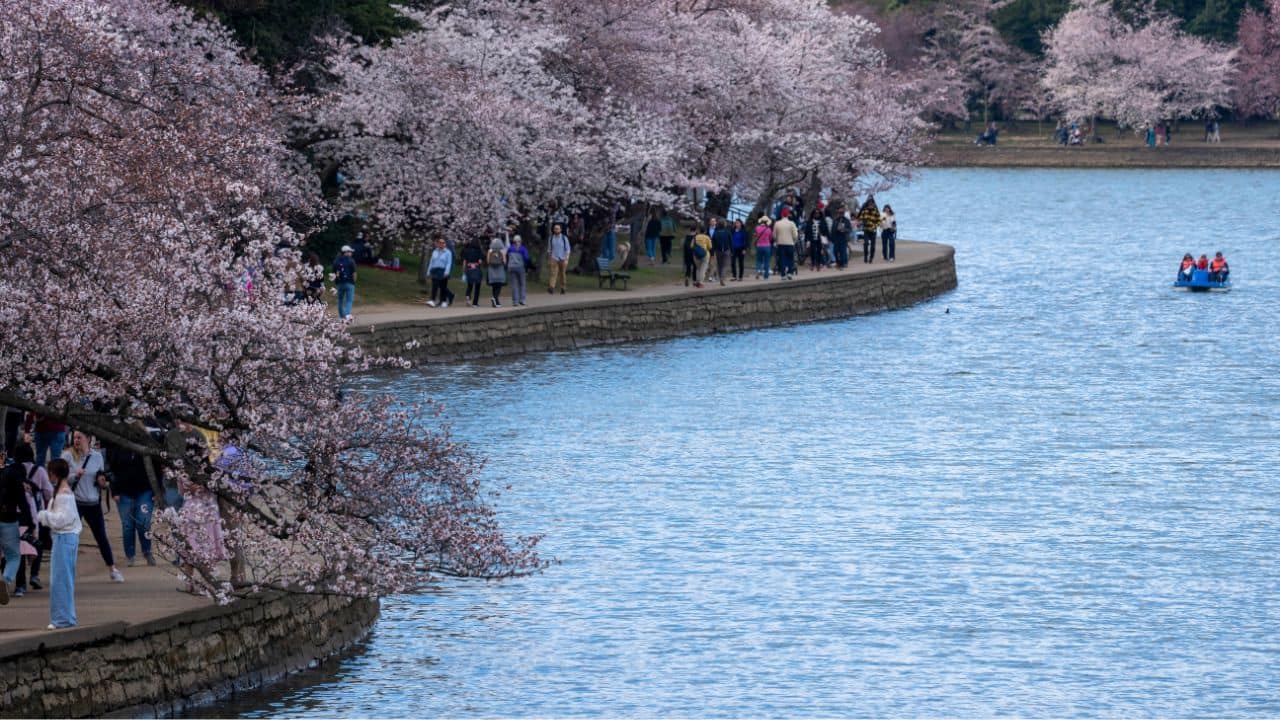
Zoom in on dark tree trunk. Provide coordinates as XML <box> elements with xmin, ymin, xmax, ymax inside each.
<box><xmin>417</xmin><ymin>237</ymin><xmax>430</xmax><ymax>285</ymax></box>
<box><xmin>801</xmin><ymin>171</ymin><xmax>821</xmax><ymax>217</ymax></box>
<box><xmin>378</xmin><ymin>234</ymin><xmax>396</xmax><ymax>263</ymax></box>
<box><xmin>573</xmin><ymin>207</ymin><xmax>612</xmax><ymax>274</ymax></box>
<box><xmin>705</xmin><ymin>189</ymin><xmax>732</xmax><ymax>219</ymax></box>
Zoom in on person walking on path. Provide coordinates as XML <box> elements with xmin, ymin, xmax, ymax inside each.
<box><xmin>804</xmin><ymin>207</ymin><xmax>828</xmax><ymax>272</ymax></box>
<box><xmin>772</xmin><ymin>208</ymin><xmax>799</xmax><ymax>279</ymax></box>
<box><xmin>333</xmin><ymin>245</ymin><xmax>357</xmax><ymax>321</ymax></box>
<box><xmin>829</xmin><ymin>203</ymin><xmax>853</xmax><ymax>269</ymax></box>
<box><xmin>506</xmin><ymin>235</ymin><xmax>530</xmax><ymax>306</ymax></box>
<box><xmin>486</xmin><ymin>238</ymin><xmax>508</xmax><ymax>307</ymax></box>
<box><xmin>644</xmin><ymin>210</ymin><xmax>662</xmax><ymax>265</ymax></box>
<box><xmin>103</xmin><ymin>442</ymin><xmax>155</xmax><ymax>567</ymax></box>
<box><xmin>659</xmin><ymin>212</ymin><xmax>676</xmax><ymax>264</ymax></box>
<box><xmin>63</xmin><ymin>431</ymin><xmax>123</xmax><ymax>583</ymax></box>
<box><xmin>692</xmin><ymin>224</ymin><xmax>712</xmax><ymax>288</ymax></box>
<box><xmin>880</xmin><ymin>205</ymin><xmax>897</xmax><ymax>262</ymax></box>
<box><xmin>754</xmin><ymin>216</ymin><xmax>773</xmax><ymax>279</ymax></box>
<box><xmin>460</xmin><ymin>238</ymin><xmax>486</xmax><ymax>307</ymax></box>
<box><xmin>710</xmin><ymin>217</ymin><xmax>733</xmax><ymax>287</ymax></box>
<box><xmin>424</xmin><ymin>236</ymin><xmax>454</xmax><ymax>308</ymax></box>
<box><xmin>730</xmin><ymin>219</ymin><xmax>749</xmax><ymax>281</ymax></box>
<box><xmin>548</xmin><ymin>223</ymin><xmax>571</xmax><ymax>295</ymax></box>
<box><xmin>37</xmin><ymin>458</ymin><xmax>79</xmax><ymax>629</ymax></box>
<box><xmin>682</xmin><ymin>231</ymin><xmax>697</xmax><ymax>287</ymax></box>
<box><xmin>858</xmin><ymin>196</ymin><xmax>881</xmax><ymax>264</ymax></box>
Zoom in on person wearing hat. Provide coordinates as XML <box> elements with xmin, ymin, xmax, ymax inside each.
<box><xmin>333</xmin><ymin>245</ymin><xmax>357</xmax><ymax>321</ymax></box>
<box><xmin>858</xmin><ymin>195</ymin><xmax>881</xmax><ymax>264</ymax></box>
<box><xmin>771</xmin><ymin>207</ymin><xmax>799</xmax><ymax>279</ymax></box>
<box><xmin>754</xmin><ymin>216</ymin><xmax>773</xmax><ymax>280</ymax></box>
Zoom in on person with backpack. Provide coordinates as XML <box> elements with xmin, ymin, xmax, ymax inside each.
<box><xmin>486</xmin><ymin>238</ymin><xmax>508</xmax><ymax>308</ymax></box>
<box><xmin>62</xmin><ymin>431</ymin><xmax>123</xmax><ymax>583</ymax></box>
<box><xmin>506</xmin><ymin>235</ymin><xmax>531</xmax><ymax>306</ymax></box>
<box><xmin>858</xmin><ymin>195</ymin><xmax>881</xmax><ymax>264</ymax></box>
<box><xmin>829</xmin><ymin>203</ymin><xmax>853</xmax><ymax>269</ymax></box>
<box><xmin>424</xmin><ymin>236</ymin><xmax>454</xmax><ymax>308</ymax></box>
<box><xmin>11</xmin><ymin>443</ymin><xmax>52</xmax><ymax>596</ymax></box>
<box><xmin>37</xmin><ymin>458</ymin><xmax>79</xmax><ymax>628</ymax></box>
<box><xmin>104</xmin><ymin>442</ymin><xmax>156</xmax><ymax>567</ymax></box>
<box><xmin>0</xmin><ymin>455</ymin><xmax>36</xmax><ymax>604</ymax></box>
<box><xmin>692</xmin><ymin>223</ymin><xmax>713</xmax><ymax>288</ymax></box>
<box><xmin>460</xmin><ymin>238</ymin><xmax>486</xmax><ymax>307</ymax></box>
<box><xmin>333</xmin><ymin>245</ymin><xmax>357</xmax><ymax>321</ymax></box>
<box><xmin>547</xmin><ymin>223</ymin><xmax>571</xmax><ymax>295</ymax></box>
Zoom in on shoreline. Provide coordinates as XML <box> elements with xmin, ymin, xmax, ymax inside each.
<box><xmin>352</xmin><ymin>240</ymin><xmax>957</xmax><ymax>364</ymax></box>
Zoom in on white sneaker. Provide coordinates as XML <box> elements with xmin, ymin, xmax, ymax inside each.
<box><xmin>426</xmin><ymin>300</ymin><xmax>436</xmax><ymax>307</ymax></box>
<box><xmin>441</xmin><ymin>301</ymin><xmax>449</xmax><ymax>308</ymax></box>
<box><xmin>110</xmin><ymin>568</ymin><xmax>124</xmax><ymax>583</ymax></box>
<box><xmin>47</xmin><ymin>624</ymin><xmax>56</xmax><ymax>631</ymax></box>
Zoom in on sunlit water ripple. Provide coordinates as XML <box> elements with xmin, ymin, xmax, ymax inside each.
<box><xmin>198</xmin><ymin>168</ymin><xmax>1280</xmax><ymax>717</ymax></box>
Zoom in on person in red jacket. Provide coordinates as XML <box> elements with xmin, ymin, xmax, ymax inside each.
<box><xmin>1177</xmin><ymin>253</ymin><xmax>1195</xmax><ymax>281</ymax></box>
<box><xmin>1196</xmin><ymin>254</ymin><xmax>1209</xmax><ymax>271</ymax></box>
<box><xmin>1209</xmin><ymin>251</ymin><xmax>1229</xmax><ymax>282</ymax></box>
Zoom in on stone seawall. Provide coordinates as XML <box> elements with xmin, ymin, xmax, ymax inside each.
<box><xmin>0</xmin><ymin>592</ymin><xmax>378</xmax><ymax>718</ymax></box>
<box><xmin>354</xmin><ymin>242</ymin><xmax>956</xmax><ymax>364</ymax></box>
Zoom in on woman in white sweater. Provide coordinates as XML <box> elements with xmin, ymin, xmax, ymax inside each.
<box><xmin>37</xmin><ymin>458</ymin><xmax>80</xmax><ymax>629</ymax></box>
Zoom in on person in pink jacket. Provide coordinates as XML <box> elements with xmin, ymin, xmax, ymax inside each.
<box><xmin>754</xmin><ymin>216</ymin><xmax>774</xmax><ymax>280</ymax></box>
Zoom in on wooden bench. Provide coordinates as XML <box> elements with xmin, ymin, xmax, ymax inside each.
<box><xmin>596</xmin><ymin>256</ymin><xmax>630</xmax><ymax>290</ymax></box>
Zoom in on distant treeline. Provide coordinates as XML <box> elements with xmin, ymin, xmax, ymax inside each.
<box><xmin>840</xmin><ymin>0</ymin><xmax>1264</xmax><ymax>49</ymax></box>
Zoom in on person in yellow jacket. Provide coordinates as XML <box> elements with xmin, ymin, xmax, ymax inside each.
<box><xmin>692</xmin><ymin>224</ymin><xmax>713</xmax><ymax>288</ymax></box>
<box><xmin>858</xmin><ymin>195</ymin><xmax>881</xmax><ymax>264</ymax></box>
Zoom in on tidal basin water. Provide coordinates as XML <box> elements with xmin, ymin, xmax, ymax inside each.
<box><xmin>205</xmin><ymin>169</ymin><xmax>1280</xmax><ymax>717</ymax></box>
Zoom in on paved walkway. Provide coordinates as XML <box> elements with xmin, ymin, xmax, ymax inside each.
<box><xmin>0</xmin><ymin>507</ymin><xmax>210</xmax><ymax>643</ymax></box>
<box><xmin>355</xmin><ymin>240</ymin><xmax>946</xmax><ymax>328</ymax></box>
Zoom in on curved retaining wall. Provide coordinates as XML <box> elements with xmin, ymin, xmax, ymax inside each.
<box><xmin>355</xmin><ymin>242</ymin><xmax>957</xmax><ymax>364</ymax></box>
<box><xmin>0</xmin><ymin>592</ymin><xmax>378</xmax><ymax>718</ymax></box>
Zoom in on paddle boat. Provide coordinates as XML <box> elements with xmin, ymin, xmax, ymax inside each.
<box><xmin>1174</xmin><ymin>268</ymin><xmax>1230</xmax><ymax>292</ymax></box>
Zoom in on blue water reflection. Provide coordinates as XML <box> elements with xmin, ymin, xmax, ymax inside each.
<box><xmin>204</xmin><ymin>169</ymin><xmax>1280</xmax><ymax>717</ymax></box>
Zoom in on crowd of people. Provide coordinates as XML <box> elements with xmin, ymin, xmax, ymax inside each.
<box><xmin>326</xmin><ymin>193</ymin><xmax>903</xmax><ymax>317</ymax></box>
<box><xmin>0</xmin><ymin>413</ymin><xmax>197</xmax><ymax>630</ymax></box>
<box><xmin>1177</xmin><ymin>251</ymin><xmax>1230</xmax><ymax>282</ymax></box>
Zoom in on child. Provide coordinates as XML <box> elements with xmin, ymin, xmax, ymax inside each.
<box><xmin>37</xmin><ymin>458</ymin><xmax>80</xmax><ymax>629</ymax></box>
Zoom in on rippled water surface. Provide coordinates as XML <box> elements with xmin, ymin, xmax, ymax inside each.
<box><xmin>204</xmin><ymin>169</ymin><xmax>1280</xmax><ymax>717</ymax></box>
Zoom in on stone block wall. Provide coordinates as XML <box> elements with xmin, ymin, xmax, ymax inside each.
<box><xmin>355</xmin><ymin>245</ymin><xmax>957</xmax><ymax>364</ymax></box>
<box><xmin>0</xmin><ymin>592</ymin><xmax>378</xmax><ymax>718</ymax></box>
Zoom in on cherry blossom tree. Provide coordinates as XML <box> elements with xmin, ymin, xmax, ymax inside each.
<box><xmin>922</xmin><ymin>1</ymin><xmax>1040</xmax><ymax>127</ymax></box>
<box><xmin>1233</xmin><ymin>0</ymin><xmax>1280</xmax><ymax>121</ymax></box>
<box><xmin>1042</xmin><ymin>0</ymin><xmax>1236</xmax><ymax>132</ymax></box>
<box><xmin>0</xmin><ymin>0</ymin><xmax>542</xmax><ymax>601</ymax></box>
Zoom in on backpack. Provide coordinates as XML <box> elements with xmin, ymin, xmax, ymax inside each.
<box><xmin>488</xmin><ymin>249</ymin><xmax>504</xmax><ymax>267</ymax></box>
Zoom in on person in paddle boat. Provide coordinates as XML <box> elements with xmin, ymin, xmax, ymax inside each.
<box><xmin>1177</xmin><ymin>253</ymin><xmax>1195</xmax><ymax>282</ymax></box>
<box><xmin>1196</xmin><ymin>254</ymin><xmax>1210</xmax><ymax>271</ymax></box>
<box><xmin>1210</xmin><ymin>252</ymin><xmax>1229</xmax><ymax>282</ymax></box>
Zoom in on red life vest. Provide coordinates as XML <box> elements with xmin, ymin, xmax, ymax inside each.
<box><xmin>1211</xmin><ymin>257</ymin><xmax>1226</xmax><ymax>271</ymax></box>
<box><xmin>1196</xmin><ymin>257</ymin><xmax>1209</xmax><ymax>270</ymax></box>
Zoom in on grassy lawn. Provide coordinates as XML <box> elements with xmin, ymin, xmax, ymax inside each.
<box><xmin>343</xmin><ymin>242</ymin><xmax>694</xmax><ymax>309</ymax></box>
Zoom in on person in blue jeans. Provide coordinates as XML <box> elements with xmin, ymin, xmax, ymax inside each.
<box><xmin>644</xmin><ymin>211</ymin><xmax>661</xmax><ymax>264</ymax></box>
<box><xmin>38</xmin><ymin>458</ymin><xmax>80</xmax><ymax>628</ymax></box>
<box><xmin>333</xmin><ymin>245</ymin><xmax>357</xmax><ymax>320</ymax></box>
<box><xmin>105</xmin><ymin>443</ymin><xmax>156</xmax><ymax>566</ymax></box>
<box><xmin>0</xmin><ymin>459</ymin><xmax>35</xmax><ymax>603</ymax></box>
<box><xmin>25</xmin><ymin>414</ymin><xmax>67</xmax><ymax>467</ymax></box>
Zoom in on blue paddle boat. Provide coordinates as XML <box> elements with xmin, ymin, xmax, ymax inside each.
<box><xmin>1174</xmin><ymin>268</ymin><xmax>1230</xmax><ymax>292</ymax></box>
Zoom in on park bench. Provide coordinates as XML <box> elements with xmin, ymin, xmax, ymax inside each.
<box><xmin>596</xmin><ymin>256</ymin><xmax>630</xmax><ymax>290</ymax></box>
